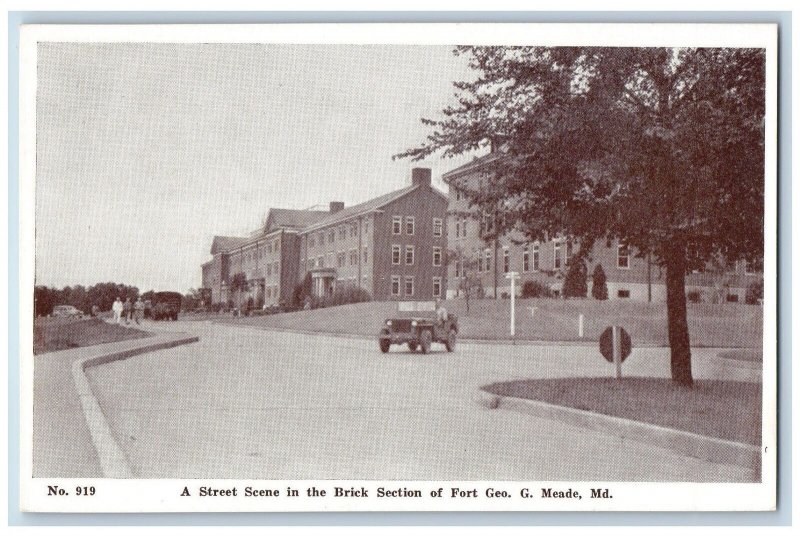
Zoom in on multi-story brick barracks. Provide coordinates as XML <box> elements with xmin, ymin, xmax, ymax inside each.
<box><xmin>202</xmin><ymin>168</ymin><xmax>449</xmax><ymax>306</ymax></box>
<box><xmin>443</xmin><ymin>153</ymin><xmax>763</xmax><ymax>303</ymax></box>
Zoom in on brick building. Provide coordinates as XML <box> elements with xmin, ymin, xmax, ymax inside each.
<box><xmin>202</xmin><ymin>168</ymin><xmax>449</xmax><ymax>306</ymax></box>
<box><xmin>443</xmin><ymin>154</ymin><xmax>762</xmax><ymax>303</ymax></box>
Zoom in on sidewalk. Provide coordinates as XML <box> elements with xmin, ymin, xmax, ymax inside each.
<box><xmin>32</xmin><ymin>332</ymin><xmax>198</xmax><ymax>478</ymax></box>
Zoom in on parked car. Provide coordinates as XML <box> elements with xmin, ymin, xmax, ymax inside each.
<box><xmin>51</xmin><ymin>305</ymin><xmax>84</xmax><ymax>318</ymax></box>
<box><xmin>150</xmin><ymin>292</ymin><xmax>182</xmax><ymax>321</ymax></box>
<box><xmin>378</xmin><ymin>314</ymin><xmax>458</xmax><ymax>354</ymax></box>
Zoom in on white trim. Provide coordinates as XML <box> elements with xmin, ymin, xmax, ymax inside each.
<box><xmin>432</xmin><ymin>276</ymin><xmax>443</xmax><ymax>298</ymax></box>
<box><xmin>405</xmin><ymin>215</ymin><xmax>416</xmax><ymax>236</ymax></box>
<box><xmin>432</xmin><ymin>246</ymin><xmax>442</xmax><ymax>267</ymax></box>
<box><xmin>391</xmin><ymin>244</ymin><xmax>401</xmax><ymax>265</ymax></box>
<box><xmin>404</xmin><ymin>276</ymin><xmax>415</xmax><ymax>297</ymax></box>
<box><xmin>405</xmin><ymin>245</ymin><xmax>415</xmax><ymax>266</ymax></box>
<box><xmin>391</xmin><ymin>275</ymin><xmax>401</xmax><ymax>297</ymax></box>
<box><xmin>617</xmin><ymin>244</ymin><xmax>631</xmax><ymax>270</ymax></box>
<box><xmin>392</xmin><ymin>215</ymin><xmax>402</xmax><ymax>235</ymax></box>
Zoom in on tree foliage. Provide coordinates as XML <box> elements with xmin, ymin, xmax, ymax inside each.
<box><xmin>34</xmin><ymin>282</ymin><xmax>140</xmax><ymax>317</ymax></box>
<box><xmin>399</xmin><ymin>46</ymin><xmax>765</xmax><ymax>385</ymax></box>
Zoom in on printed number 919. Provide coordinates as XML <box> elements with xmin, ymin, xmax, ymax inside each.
<box><xmin>76</xmin><ymin>486</ymin><xmax>95</xmax><ymax>496</ymax></box>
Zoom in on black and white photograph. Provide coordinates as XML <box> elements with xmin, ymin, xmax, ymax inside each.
<box><xmin>18</xmin><ymin>22</ymin><xmax>777</xmax><ymax>512</ymax></box>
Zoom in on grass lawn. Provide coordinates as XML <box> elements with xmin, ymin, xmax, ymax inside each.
<box><xmin>482</xmin><ymin>377</ymin><xmax>761</xmax><ymax>445</ymax></box>
<box><xmin>33</xmin><ymin>317</ymin><xmax>151</xmax><ymax>355</ymax></box>
<box><xmin>226</xmin><ymin>298</ymin><xmax>762</xmax><ymax>348</ymax></box>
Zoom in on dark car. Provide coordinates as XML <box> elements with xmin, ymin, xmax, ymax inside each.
<box><xmin>378</xmin><ymin>314</ymin><xmax>458</xmax><ymax>354</ymax></box>
<box><xmin>151</xmin><ymin>291</ymin><xmax>182</xmax><ymax>321</ymax></box>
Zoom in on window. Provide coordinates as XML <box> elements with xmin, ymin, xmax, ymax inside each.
<box><xmin>455</xmin><ymin>189</ymin><xmax>461</xmax><ymax>201</ymax></box>
<box><xmin>350</xmin><ymin>249</ymin><xmax>358</xmax><ymax>266</ymax></box>
<box><xmin>617</xmin><ymin>289</ymin><xmax>630</xmax><ymax>298</ymax></box>
<box><xmin>364</xmin><ymin>221</ymin><xmax>370</xmax><ymax>235</ymax></box>
<box><xmin>565</xmin><ymin>242</ymin><xmax>573</xmax><ymax>266</ymax></box>
<box><xmin>523</xmin><ymin>247</ymin><xmax>530</xmax><ymax>272</ymax></box>
<box><xmin>533</xmin><ymin>243</ymin><xmax>540</xmax><ymax>271</ymax></box>
<box><xmin>363</xmin><ymin>246</ymin><xmax>369</xmax><ymax>264</ymax></box>
<box><xmin>392</xmin><ymin>245</ymin><xmax>401</xmax><ymax>265</ymax></box>
<box><xmin>727</xmin><ymin>294</ymin><xmax>740</xmax><ymax>303</ymax></box>
<box><xmin>339</xmin><ymin>226</ymin><xmax>346</xmax><ymax>240</ymax></box>
<box><xmin>274</xmin><ymin>261</ymin><xmax>279</xmax><ymax>275</ymax></box>
<box><xmin>308</xmin><ymin>236</ymin><xmax>315</xmax><ymax>248</ymax></box>
<box><xmin>391</xmin><ymin>276</ymin><xmax>401</xmax><ymax>296</ymax></box>
<box><xmin>554</xmin><ymin>241</ymin><xmax>562</xmax><ymax>270</ymax></box>
<box><xmin>328</xmin><ymin>230</ymin><xmax>335</xmax><ymax>244</ymax></box>
<box><xmin>392</xmin><ymin>216</ymin><xmax>402</xmax><ymax>235</ymax></box>
<box><xmin>319</xmin><ymin>232</ymin><xmax>325</xmax><ymax>246</ymax></box>
<box><xmin>308</xmin><ymin>260</ymin><xmax>314</xmax><ymax>271</ymax></box>
<box><xmin>503</xmin><ymin>247</ymin><xmax>510</xmax><ymax>273</ymax></box>
<box><xmin>433</xmin><ymin>218</ymin><xmax>443</xmax><ymax>237</ymax></box>
<box><xmin>337</xmin><ymin>253</ymin><xmax>346</xmax><ymax>268</ymax></box>
<box><xmin>406</xmin><ymin>216</ymin><xmax>415</xmax><ymax>235</ymax></box>
<box><xmin>317</xmin><ymin>256</ymin><xmax>324</xmax><ymax>268</ymax></box>
<box><xmin>274</xmin><ymin>240</ymin><xmax>280</xmax><ymax>252</ymax></box>
<box><xmin>461</xmin><ymin>218</ymin><xmax>467</xmax><ymax>237</ymax></box>
<box><xmin>455</xmin><ymin>220</ymin><xmax>460</xmax><ymax>238</ymax></box>
<box><xmin>266</xmin><ymin>264</ymin><xmax>272</xmax><ymax>277</ymax></box>
<box><xmin>267</xmin><ymin>243</ymin><xmax>272</xmax><ymax>254</ymax></box>
<box><xmin>433</xmin><ymin>277</ymin><xmax>442</xmax><ymax>298</ymax></box>
<box><xmin>617</xmin><ymin>244</ymin><xmax>630</xmax><ymax>269</ymax></box>
<box><xmin>404</xmin><ymin>276</ymin><xmax>414</xmax><ymax>296</ymax></box>
<box><xmin>405</xmin><ymin>245</ymin><xmax>415</xmax><ymax>265</ymax></box>
<box><xmin>351</xmin><ymin>223</ymin><xmax>358</xmax><ymax>237</ymax></box>
<box><xmin>454</xmin><ymin>260</ymin><xmax>461</xmax><ymax>278</ymax></box>
<box><xmin>484</xmin><ymin>249</ymin><xmax>492</xmax><ymax>272</ymax></box>
<box><xmin>433</xmin><ymin>246</ymin><xmax>442</xmax><ymax>267</ymax></box>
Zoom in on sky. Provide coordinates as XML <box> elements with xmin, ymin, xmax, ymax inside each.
<box><xmin>35</xmin><ymin>43</ymin><xmax>479</xmax><ymax>293</ymax></box>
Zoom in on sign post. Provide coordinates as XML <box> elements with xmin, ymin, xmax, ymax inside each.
<box><xmin>599</xmin><ymin>326</ymin><xmax>632</xmax><ymax>380</ymax></box>
<box><xmin>506</xmin><ymin>271</ymin><xmax>520</xmax><ymax>339</ymax></box>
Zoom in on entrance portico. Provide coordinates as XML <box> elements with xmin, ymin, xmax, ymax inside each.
<box><xmin>310</xmin><ymin>268</ymin><xmax>337</xmax><ymax>297</ymax></box>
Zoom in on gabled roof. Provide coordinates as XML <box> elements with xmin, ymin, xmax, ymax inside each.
<box><xmin>265</xmin><ymin>208</ymin><xmax>329</xmax><ymax>232</ymax></box>
<box><xmin>210</xmin><ymin>235</ymin><xmax>247</xmax><ymax>255</ymax></box>
<box><xmin>441</xmin><ymin>152</ymin><xmax>500</xmax><ymax>181</ymax></box>
<box><xmin>301</xmin><ymin>183</ymin><xmax>447</xmax><ymax>233</ymax></box>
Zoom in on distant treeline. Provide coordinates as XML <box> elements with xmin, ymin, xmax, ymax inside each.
<box><xmin>34</xmin><ymin>283</ymin><xmax>147</xmax><ymax>317</ymax></box>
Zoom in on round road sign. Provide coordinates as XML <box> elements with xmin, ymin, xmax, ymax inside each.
<box><xmin>599</xmin><ymin>326</ymin><xmax>632</xmax><ymax>363</ymax></box>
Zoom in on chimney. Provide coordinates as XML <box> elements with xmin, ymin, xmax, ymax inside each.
<box><xmin>411</xmin><ymin>167</ymin><xmax>431</xmax><ymax>188</ymax></box>
<box><xmin>329</xmin><ymin>201</ymin><xmax>345</xmax><ymax>213</ymax></box>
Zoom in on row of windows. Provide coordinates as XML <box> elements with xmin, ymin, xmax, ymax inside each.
<box><xmin>236</xmin><ymin>239</ymin><xmax>281</xmax><ymax>263</ymax></box>
<box><xmin>307</xmin><ymin>221</ymin><xmax>371</xmax><ymax>249</ymax></box>
<box><xmin>453</xmin><ymin>217</ymin><xmax>469</xmax><ymax>238</ymax></box>
<box><xmin>391</xmin><ymin>245</ymin><xmax>443</xmax><ymax>267</ymax></box>
<box><xmin>453</xmin><ymin>243</ymin><xmax>631</xmax><ymax>276</ymax></box>
<box><xmin>308</xmin><ymin>247</ymin><xmax>369</xmax><ymax>270</ymax></box>
<box><xmin>390</xmin><ymin>276</ymin><xmax>443</xmax><ymax>298</ymax></box>
<box><xmin>392</xmin><ymin>216</ymin><xmax>444</xmax><ymax>237</ymax></box>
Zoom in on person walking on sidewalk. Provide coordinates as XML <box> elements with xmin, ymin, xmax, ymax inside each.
<box><xmin>123</xmin><ymin>298</ymin><xmax>132</xmax><ymax>324</ymax></box>
<box><xmin>133</xmin><ymin>297</ymin><xmax>144</xmax><ymax>325</ymax></box>
<box><xmin>112</xmin><ymin>297</ymin><xmax>123</xmax><ymax>324</ymax></box>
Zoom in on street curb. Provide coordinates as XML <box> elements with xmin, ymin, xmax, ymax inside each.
<box><xmin>475</xmin><ymin>389</ymin><xmax>761</xmax><ymax>473</ymax></box>
<box><xmin>70</xmin><ymin>333</ymin><xmax>200</xmax><ymax>478</ymax></box>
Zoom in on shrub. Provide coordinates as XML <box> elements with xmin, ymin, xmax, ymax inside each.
<box><xmin>591</xmin><ymin>264</ymin><xmax>609</xmax><ymax>300</ymax></box>
<box><xmin>292</xmin><ymin>272</ymin><xmax>313</xmax><ymax>308</ymax></box>
<box><xmin>563</xmin><ymin>261</ymin><xmax>588</xmax><ymax>298</ymax></box>
<box><xmin>521</xmin><ymin>280</ymin><xmax>552</xmax><ymax>298</ymax></box>
<box><xmin>318</xmin><ymin>284</ymin><xmax>372</xmax><ymax>308</ymax></box>
<box><xmin>745</xmin><ymin>280</ymin><xmax>764</xmax><ymax>305</ymax></box>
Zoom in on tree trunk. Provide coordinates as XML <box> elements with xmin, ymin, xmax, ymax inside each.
<box><xmin>664</xmin><ymin>243</ymin><xmax>694</xmax><ymax>386</ymax></box>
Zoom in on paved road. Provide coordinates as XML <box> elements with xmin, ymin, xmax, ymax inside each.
<box><xmin>86</xmin><ymin>321</ymin><xmax>758</xmax><ymax>481</ymax></box>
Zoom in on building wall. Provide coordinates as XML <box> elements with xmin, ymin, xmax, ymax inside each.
<box><xmin>372</xmin><ymin>186</ymin><xmax>448</xmax><ymax>300</ymax></box>
<box><xmin>445</xmin><ymin>168</ymin><xmax>762</xmax><ymax>303</ymax></box>
<box><xmin>300</xmin><ymin>214</ymin><xmax>375</xmax><ymax>295</ymax></box>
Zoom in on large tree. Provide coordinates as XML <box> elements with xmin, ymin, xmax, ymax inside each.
<box><xmin>398</xmin><ymin>47</ymin><xmax>765</xmax><ymax>386</ymax></box>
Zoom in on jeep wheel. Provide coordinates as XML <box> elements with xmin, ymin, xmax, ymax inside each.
<box><xmin>407</xmin><ymin>342</ymin><xmax>418</xmax><ymax>352</ymax></box>
<box><xmin>445</xmin><ymin>329</ymin><xmax>457</xmax><ymax>352</ymax></box>
<box><xmin>379</xmin><ymin>339</ymin><xmax>390</xmax><ymax>353</ymax></box>
<box><xmin>420</xmin><ymin>330</ymin><xmax>432</xmax><ymax>354</ymax></box>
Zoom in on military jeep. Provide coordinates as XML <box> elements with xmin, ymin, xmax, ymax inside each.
<box><xmin>378</xmin><ymin>314</ymin><xmax>458</xmax><ymax>354</ymax></box>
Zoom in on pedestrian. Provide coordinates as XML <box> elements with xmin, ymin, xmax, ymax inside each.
<box><xmin>133</xmin><ymin>297</ymin><xmax>144</xmax><ymax>325</ymax></box>
<box><xmin>112</xmin><ymin>297</ymin><xmax>123</xmax><ymax>324</ymax></box>
<box><xmin>123</xmin><ymin>298</ymin><xmax>132</xmax><ymax>324</ymax></box>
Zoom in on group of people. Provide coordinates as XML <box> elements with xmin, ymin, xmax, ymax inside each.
<box><xmin>111</xmin><ymin>297</ymin><xmax>145</xmax><ymax>325</ymax></box>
